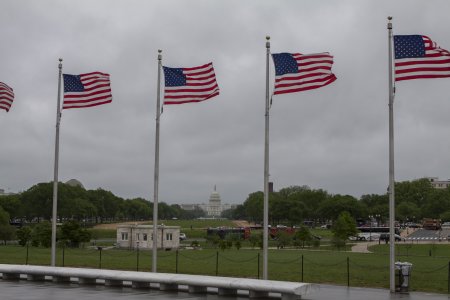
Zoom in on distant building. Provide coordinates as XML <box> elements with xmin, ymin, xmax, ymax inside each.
<box><xmin>65</xmin><ymin>179</ymin><xmax>85</xmax><ymax>189</ymax></box>
<box><xmin>427</xmin><ymin>177</ymin><xmax>450</xmax><ymax>189</ymax></box>
<box><xmin>180</xmin><ymin>204</ymin><xmax>201</xmax><ymax>211</ymax></box>
<box><xmin>116</xmin><ymin>224</ymin><xmax>180</xmax><ymax>250</ymax></box>
<box><xmin>181</xmin><ymin>186</ymin><xmax>237</xmax><ymax>217</ymax></box>
<box><xmin>0</xmin><ymin>188</ymin><xmax>15</xmax><ymax>196</ymax></box>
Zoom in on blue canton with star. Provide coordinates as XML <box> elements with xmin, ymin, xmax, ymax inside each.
<box><xmin>163</xmin><ymin>67</ymin><xmax>186</xmax><ymax>87</ymax></box>
<box><xmin>272</xmin><ymin>53</ymin><xmax>299</xmax><ymax>76</ymax></box>
<box><xmin>394</xmin><ymin>35</ymin><xmax>425</xmax><ymax>59</ymax></box>
<box><xmin>63</xmin><ymin>74</ymin><xmax>84</xmax><ymax>92</ymax></box>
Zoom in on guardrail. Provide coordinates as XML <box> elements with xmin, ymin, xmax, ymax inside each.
<box><xmin>0</xmin><ymin>264</ymin><xmax>316</xmax><ymax>300</ymax></box>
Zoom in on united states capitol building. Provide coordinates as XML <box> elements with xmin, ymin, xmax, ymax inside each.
<box><xmin>180</xmin><ymin>186</ymin><xmax>237</xmax><ymax>217</ymax></box>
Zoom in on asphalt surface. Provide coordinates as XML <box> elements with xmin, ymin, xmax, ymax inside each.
<box><xmin>305</xmin><ymin>285</ymin><xmax>450</xmax><ymax>300</ymax></box>
<box><xmin>406</xmin><ymin>229</ymin><xmax>450</xmax><ymax>242</ymax></box>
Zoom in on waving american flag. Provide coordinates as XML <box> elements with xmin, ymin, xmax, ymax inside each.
<box><xmin>63</xmin><ymin>72</ymin><xmax>112</xmax><ymax>109</ymax></box>
<box><xmin>0</xmin><ymin>82</ymin><xmax>14</xmax><ymax>112</ymax></box>
<box><xmin>394</xmin><ymin>35</ymin><xmax>450</xmax><ymax>81</ymax></box>
<box><xmin>163</xmin><ymin>63</ymin><xmax>219</xmax><ymax>105</ymax></box>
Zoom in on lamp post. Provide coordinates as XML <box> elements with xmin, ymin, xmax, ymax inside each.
<box><xmin>161</xmin><ymin>224</ymin><xmax>165</xmax><ymax>250</ymax></box>
<box><xmin>376</xmin><ymin>214</ymin><xmax>381</xmax><ymax>227</ymax></box>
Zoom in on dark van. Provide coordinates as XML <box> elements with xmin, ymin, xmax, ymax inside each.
<box><xmin>379</xmin><ymin>233</ymin><xmax>403</xmax><ymax>242</ymax></box>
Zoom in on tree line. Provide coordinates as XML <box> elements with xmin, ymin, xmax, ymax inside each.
<box><xmin>2</xmin><ymin>177</ymin><xmax>450</xmax><ymax>229</ymax></box>
<box><xmin>223</xmin><ymin>178</ymin><xmax>450</xmax><ymax>225</ymax></box>
<box><xmin>0</xmin><ymin>181</ymin><xmax>206</xmax><ymax>225</ymax></box>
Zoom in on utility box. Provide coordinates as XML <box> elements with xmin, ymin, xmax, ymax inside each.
<box><xmin>395</xmin><ymin>262</ymin><xmax>413</xmax><ymax>293</ymax></box>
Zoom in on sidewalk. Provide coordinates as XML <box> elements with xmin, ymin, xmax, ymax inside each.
<box><xmin>305</xmin><ymin>284</ymin><xmax>449</xmax><ymax>300</ymax></box>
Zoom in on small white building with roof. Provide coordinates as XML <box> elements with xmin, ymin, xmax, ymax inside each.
<box><xmin>116</xmin><ymin>224</ymin><xmax>180</xmax><ymax>250</ymax></box>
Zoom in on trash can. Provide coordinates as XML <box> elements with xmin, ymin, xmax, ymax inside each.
<box><xmin>395</xmin><ymin>262</ymin><xmax>413</xmax><ymax>293</ymax></box>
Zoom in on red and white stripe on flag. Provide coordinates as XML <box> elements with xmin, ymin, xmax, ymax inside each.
<box><xmin>163</xmin><ymin>63</ymin><xmax>220</xmax><ymax>105</ymax></box>
<box><xmin>273</xmin><ymin>52</ymin><xmax>336</xmax><ymax>95</ymax></box>
<box><xmin>395</xmin><ymin>35</ymin><xmax>450</xmax><ymax>81</ymax></box>
<box><xmin>63</xmin><ymin>72</ymin><xmax>112</xmax><ymax>109</ymax></box>
<box><xmin>0</xmin><ymin>82</ymin><xmax>14</xmax><ymax>112</ymax></box>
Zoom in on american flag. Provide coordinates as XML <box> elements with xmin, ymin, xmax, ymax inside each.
<box><xmin>163</xmin><ymin>62</ymin><xmax>219</xmax><ymax>105</ymax></box>
<box><xmin>0</xmin><ymin>82</ymin><xmax>14</xmax><ymax>112</ymax></box>
<box><xmin>272</xmin><ymin>52</ymin><xmax>336</xmax><ymax>95</ymax></box>
<box><xmin>394</xmin><ymin>35</ymin><xmax>450</xmax><ymax>81</ymax></box>
<box><xmin>63</xmin><ymin>72</ymin><xmax>112</xmax><ymax>109</ymax></box>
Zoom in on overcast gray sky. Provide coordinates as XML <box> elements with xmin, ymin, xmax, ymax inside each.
<box><xmin>1</xmin><ymin>0</ymin><xmax>450</xmax><ymax>205</ymax></box>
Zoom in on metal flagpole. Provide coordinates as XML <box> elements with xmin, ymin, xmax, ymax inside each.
<box><xmin>51</xmin><ymin>58</ymin><xmax>63</xmax><ymax>266</ymax></box>
<box><xmin>387</xmin><ymin>16</ymin><xmax>396</xmax><ymax>293</ymax></box>
<box><xmin>263</xmin><ymin>36</ymin><xmax>270</xmax><ymax>280</ymax></box>
<box><xmin>152</xmin><ymin>50</ymin><xmax>162</xmax><ymax>272</ymax></box>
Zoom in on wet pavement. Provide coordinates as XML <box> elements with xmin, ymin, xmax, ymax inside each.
<box><xmin>1</xmin><ymin>280</ymin><xmax>449</xmax><ymax>300</ymax></box>
<box><xmin>306</xmin><ymin>285</ymin><xmax>450</xmax><ymax>300</ymax></box>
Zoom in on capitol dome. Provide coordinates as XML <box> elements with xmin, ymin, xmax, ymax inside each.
<box><xmin>206</xmin><ymin>185</ymin><xmax>222</xmax><ymax>217</ymax></box>
<box><xmin>209</xmin><ymin>186</ymin><xmax>221</xmax><ymax>205</ymax></box>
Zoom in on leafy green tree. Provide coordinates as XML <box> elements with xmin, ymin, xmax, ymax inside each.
<box><xmin>227</xmin><ymin>204</ymin><xmax>246</xmax><ymax>220</ymax></box>
<box><xmin>60</xmin><ymin>197</ymin><xmax>97</xmax><ymax>222</ymax></box>
<box><xmin>270</xmin><ymin>196</ymin><xmax>291</xmax><ymax>225</ymax></box>
<box><xmin>0</xmin><ymin>194</ymin><xmax>23</xmax><ymax>220</ymax></box>
<box><xmin>440</xmin><ymin>210</ymin><xmax>450</xmax><ymax>222</ymax></box>
<box><xmin>318</xmin><ymin>195</ymin><xmax>363</xmax><ymax>221</ymax></box>
<box><xmin>243</xmin><ymin>192</ymin><xmax>264</xmax><ymax>223</ymax></box>
<box><xmin>59</xmin><ymin>220</ymin><xmax>91</xmax><ymax>248</ymax></box>
<box><xmin>123</xmin><ymin>198</ymin><xmax>151</xmax><ymax>220</ymax></box>
<box><xmin>396</xmin><ymin>201</ymin><xmax>421</xmax><ymax>222</ymax></box>
<box><xmin>294</xmin><ymin>226</ymin><xmax>312</xmax><ymax>248</ymax></box>
<box><xmin>87</xmin><ymin>188</ymin><xmax>124</xmax><ymax>223</ymax></box>
<box><xmin>234</xmin><ymin>240</ymin><xmax>241</xmax><ymax>250</ymax></box>
<box><xmin>58</xmin><ymin>183</ymin><xmax>90</xmax><ymax>221</ymax></box>
<box><xmin>281</xmin><ymin>186</ymin><xmax>328</xmax><ymax>222</ymax></box>
<box><xmin>0</xmin><ymin>206</ymin><xmax>16</xmax><ymax>244</ymax></box>
<box><xmin>395</xmin><ymin>178</ymin><xmax>432</xmax><ymax>207</ymax></box>
<box><xmin>16</xmin><ymin>226</ymin><xmax>32</xmax><ymax>246</ymax></box>
<box><xmin>206</xmin><ymin>234</ymin><xmax>220</xmax><ymax>248</ymax></box>
<box><xmin>220</xmin><ymin>208</ymin><xmax>235</xmax><ymax>219</ymax></box>
<box><xmin>31</xmin><ymin>221</ymin><xmax>52</xmax><ymax>247</ymax></box>
<box><xmin>0</xmin><ymin>206</ymin><xmax>9</xmax><ymax>225</ymax></box>
<box><xmin>20</xmin><ymin>182</ymin><xmax>53</xmax><ymax>222</ymax></box>
<box><xmin>178</xmin><ymin>206</ymin><xmax>205</xmax><ymax>219</ymax></box>
<box><xmin>158</xmin><ymin>202</ymin><xmax>178</xmax><ymax>219</ymax></box>
<box><xmin>219</xmin><ymin>238</ymin><xmax>232</xmax><ymax>251</ymax></box>
<box><xmin>422</xmin><ymin>189</ymin><xmax>450</xmax><ymax>219</ymax></box>
<box><xmin>275</xmin><ymin>231</ymin><xmax>292</xmax><ymax>249</ymax></box>
<box><xmin>332</xmin><ymin>211</ymin><xmax>358</xmax><ymax>249</ymax></box>
<box><xmin>0</xmin><ymin>225</ymin><xmax>15</xmax><ymax>245</ymax></box>
<box><xmin>249</xmin><ymin>233</ymin><xmax>261</xmax><ymax>249</ymax></box>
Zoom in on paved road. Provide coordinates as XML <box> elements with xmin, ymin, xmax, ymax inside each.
<box><xmin>406</xmin><ymin>229</ymin><xmax>450</xmax><ymax>242</ymax></box>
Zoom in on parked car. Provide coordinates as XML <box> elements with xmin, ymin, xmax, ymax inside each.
<box><xmin>179</xmin><ymin>233</ymin><xmax>186</xmax><ymax>241</ymax></box>
<box><xmin>357</xmin><ymin>233</ymin><xmax>380</xmax><ymax>241</ymax></box>
<box><xmin>405</xmin><ymin>222</ymin><xmax>421</xmax><ymax>228</ymax></box>
<box><xmin>441</xmin><ymin>222</ymin><xmax>450</xmax><ymax>229</ymax></box>
<box><xmin>379</xmin><ymin>233</ymin><xmax>403</xmax><ymax>242</ymax></box>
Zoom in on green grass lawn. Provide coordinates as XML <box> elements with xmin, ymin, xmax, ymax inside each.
<box><xmin>164</xmin><ymin>219</ymin><xmax>236</xmax><ymax>228</ymax></box>
<box><xmin>135</xmin><ymin>219</ymin><xmax>236</xmax><ymax>229</ymax></box>
<box><xmin>88</xmin><ymin>219</ymin><xmax>237</xmax><ymax>241</ymax></box>
<box><xmin>1</xmin><ymin>244</ymin><xmax>449</xmax><ymax>294</ymax></box>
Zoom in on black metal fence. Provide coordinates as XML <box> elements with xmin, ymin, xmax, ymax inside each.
<box><xmin>7</xmin><ymin>245</ymin><xmax>450</xmax><ymax>294</ymax></box>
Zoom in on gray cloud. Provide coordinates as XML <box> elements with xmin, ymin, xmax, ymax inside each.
<box><xmin>1</xmin><ymin>0</ymin><xmax>450</xmax><ymax>205</ymax></box>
